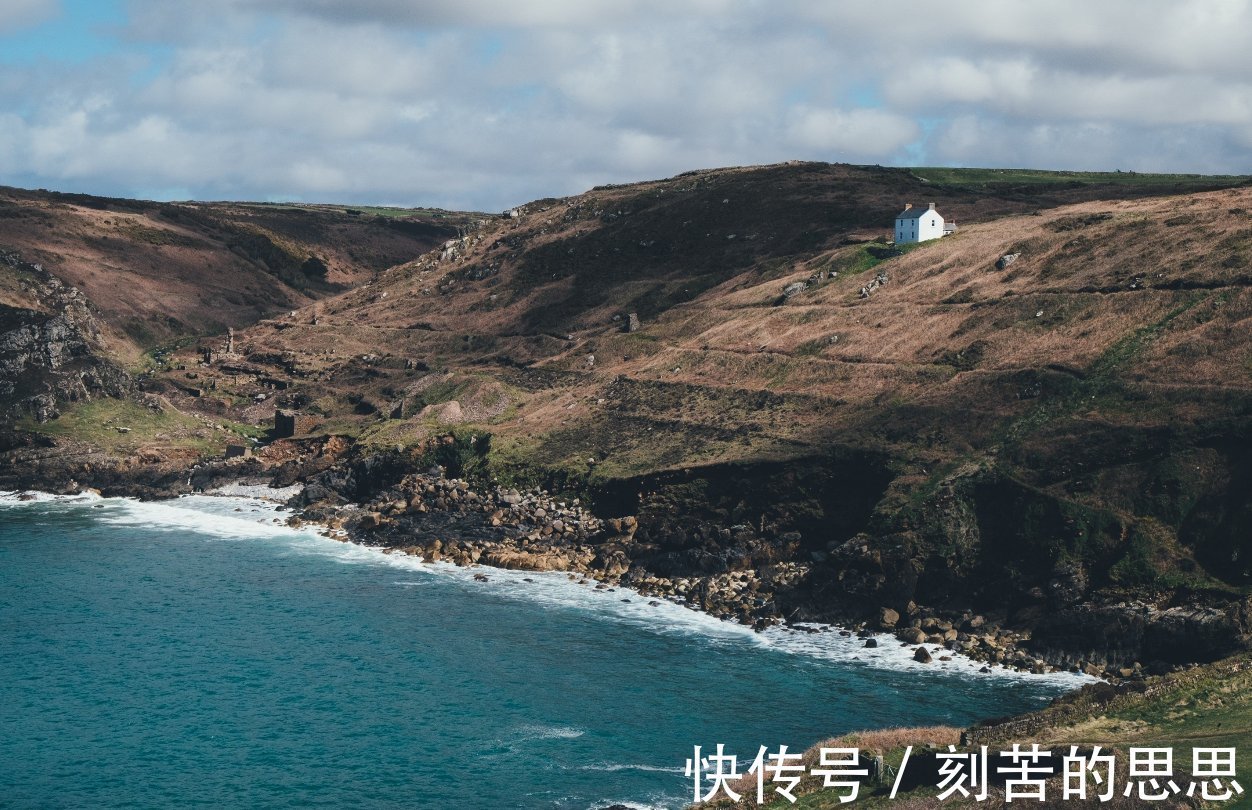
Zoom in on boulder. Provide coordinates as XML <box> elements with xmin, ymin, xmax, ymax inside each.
<box><xmin>897</xmin><ymin>628</ymin><xmax>927</xmax><ymax>644</ymax></box>
<box><xmin>913</xmin><ymin>647</ymin><xmax>933</xmax><ymax>664</ymax></box>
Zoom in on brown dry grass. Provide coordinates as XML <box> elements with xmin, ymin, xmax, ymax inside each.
<box><xmin>0</xmin><ymin>187</ymin><xmax>462</xmax><ymax>353</ymax></box>
<box><xmin>814</xmin><ymin>726</ymin><xmax>963</xmax><ymax>754</ymax></box>
<box><xmin>701</xmin><ymin>726</ymin><xmax>961</xmax><ymax>809</ymax></box>
<box><xmin>140</xmin><ymin>166</ymin><xmax>1252</xmax><ymax>476</ymax></box>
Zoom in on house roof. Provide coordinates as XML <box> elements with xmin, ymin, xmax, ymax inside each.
<box><xmin>897</xmin><ymin>205</ymin><xmax>941</xmax><ymax>220</ymax></box>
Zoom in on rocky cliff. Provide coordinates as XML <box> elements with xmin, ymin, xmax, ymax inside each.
<box><xmin>0</xmin><ymin>250</ymin><xmax>130</xmax><ymax>425</ymax></box>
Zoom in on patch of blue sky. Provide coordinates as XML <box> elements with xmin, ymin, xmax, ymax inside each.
<box><xmin>125</xmin><ymin>50</ymin><xmax>170</xmax><ymax>86</ymax></box>
<box><xmin>783</xmin><ymin>86</ymin><xmax>813</xmax><ymax>106</ymax></box>
<box><xmin>0</xmin><ymin>0</ymin><xmax>172</xmax><ymax>91</ymax></box>
<box><xmin>843</xmin><ymin>82</ymin><xmax>882</xmax><ymax>109</ymax></box>
<box><xmin>899</xmin><ymin>116</ymin><xmax>943</xmax><ymax>166</ymax></box>
<box><xmin>473</xmin><ymin>33</ymin><xmax>504</xmax><ymax>65</ymax></box>
<box><xmin>0</xmin><ymin>0</ymin><xmax>125</xmax><ymax>64</ymax></box>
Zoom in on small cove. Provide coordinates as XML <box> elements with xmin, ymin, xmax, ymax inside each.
<box><xmin>0</xmin><ymin>493</ymin><xmax>1089</xmax><ymax>808</ymax></box>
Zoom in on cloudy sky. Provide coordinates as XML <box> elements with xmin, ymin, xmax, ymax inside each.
<box><xmin>1</xmin><ymin>0</ymin><xmax>1249</xmax><ymax>210</ymax></box>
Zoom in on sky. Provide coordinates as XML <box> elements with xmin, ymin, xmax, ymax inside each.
<box><xmin>0</xmin><ymin>0</ymin><xmax>1249</xmax><ymax>211</ymax></box>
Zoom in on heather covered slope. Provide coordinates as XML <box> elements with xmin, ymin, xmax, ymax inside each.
<box><xmin>223</xmin><ymin>162</ymin><xmax>1249</xmax><ymax>470</ymax></box>
<box><xmin>7</xmin><ymin>162</ymin><xmax>1252</xmax><ymax>668</ymax></box>
<box><xmin>0</xmin><ymin>185</ymin><xmax>476</xmax><ymax>352</ymax></box>
<box><xmin>190</xmin><ymin>162</ymin><xmax>1251</xmax><ymax>665</ymax></box>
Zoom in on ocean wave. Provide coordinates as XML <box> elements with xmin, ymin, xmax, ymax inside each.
<box><xmin>752</xmin><ymin>623</ymin><xmax>1094</xmax><ymax>688</ymax></box>
<box><xmin>198</xmin><ymin>521</ymin><xmax>1094</xmax><ymax>687</ymax></box>
<box><xmin>0</xmin><ymin>489</ymin><xmax>102</xmax><ymax>505</ymax></box>
<box><xmin>94</xmin><ymin>495</ymin><xmax>323</xmax><ymax>541</ymax></box>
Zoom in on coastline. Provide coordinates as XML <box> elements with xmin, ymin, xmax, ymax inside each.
<box><xmin>279</xmin><ymin>473</ymin><xmax>1104</xmax><ymax>680</ymax></box>
<box><xmin>0</xmin><ymin>484</ymin><xmax>1096</xmax><ymax>687</ymax></box>
<box><xmin>1</xmin><ymin>487</ymin><xmax>1098</xmax><ymax>810</ymax></box>
<box><xmin>6</xmin><ymin>429</ymin><xmax>1246</xmax><ymax>685</ymax></box>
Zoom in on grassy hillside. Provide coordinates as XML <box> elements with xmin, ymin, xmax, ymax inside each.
<box><xmin>912</xmin><ymin>166</ymin><xmax>1250</xmax><ymax>192</ymax></box>
<box><xmin>8</xmin><ymin>161</ymin><xmax>1252</xmax><ymax>670</ymax></box>
<box><xmin>0</xmin><ymin>185</ymin><xmax>479</xmax><ymax>354</ymax></box>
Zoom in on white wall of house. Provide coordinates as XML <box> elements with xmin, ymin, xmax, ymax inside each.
<box><xmin>894</xmin><ymin>204</ymin><xmax>945</xmax><ymax>244</ymax></box>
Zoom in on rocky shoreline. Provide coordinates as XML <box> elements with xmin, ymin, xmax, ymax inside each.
<box><xmin>283</xmin><ymin>470</ymin><xmax>1096</xmax><ymax>680</ymax></box>
<box><xmin>5</xmin><ymin>433</ymin><xmax>1241</xmax><ymax>684</ymax></box>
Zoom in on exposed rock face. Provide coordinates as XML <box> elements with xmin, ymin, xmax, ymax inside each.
<box><xmin>1029</xmin><ymin>599</ymin><xmax>1252</xmax><ymax>668</ymax></box>
<box><xmin>0</xmin><ymin>251</ymin><xmax>130</xmax><ymax>422</ymax></box>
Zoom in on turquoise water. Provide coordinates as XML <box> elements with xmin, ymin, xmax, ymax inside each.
<box><xmin>0</xmin><ymin>493</ymin><xmax>1088</xmax><ymax>809</ymax></box>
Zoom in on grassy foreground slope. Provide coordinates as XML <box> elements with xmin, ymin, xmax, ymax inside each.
<box><xmin>708</xmin><ymin>652</ymin><xmax>1252</xmax><ymax>808</ymax></box>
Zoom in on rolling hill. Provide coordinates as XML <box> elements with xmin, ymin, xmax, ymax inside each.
<box><xmin>4</xmin><ymin>162</ymin><xmax>1251</xmax><ymax>672</ymax></box>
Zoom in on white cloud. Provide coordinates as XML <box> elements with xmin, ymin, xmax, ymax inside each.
<box><xmin>929</xmin><ymin>114</ymin><xmax>1243</xmax><ymax>175</ymax></box>
<box><xmin>3</xmin><ymin>0</ymin><xmax>1250</xmax><ymax>209</ymax></box>
<box><xmin>787</xmin><ymin>107</ymin><xmax>920</xmax><ymax>159</ymax></box>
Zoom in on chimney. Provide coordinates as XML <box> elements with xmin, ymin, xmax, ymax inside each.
<box><xmin>928</xmin><ymin>203</ymin><xmax>936</xmax><ymax>210</ymax></box>
<box><xmin>903</xmin><ymin>203</ymin><xmax>912</xmax><ymax>210</ymax></box>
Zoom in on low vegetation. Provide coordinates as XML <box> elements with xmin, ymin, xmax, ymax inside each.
<box><xmin>18</xmin><ymin>397</ymin><xmax>226</xmax><ymax>455</ymax></box>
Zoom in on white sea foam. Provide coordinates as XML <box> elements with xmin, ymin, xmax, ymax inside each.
<box><xmin>0</xmin><ymin>489</ymin><xmax>102</xmax><ymax>505</ymax></box>
<box><xmin>94</xmin><ymin>495</ymin><xmax>324</xmax><ymax>541</ymax></box>
<box><xmin>371</xmin><ymin>557</ymin><xmax>1096</xmax><ymax>688</ymax></box>
<box><xmin>296</xmin><ymin>536</ymin><xmax>1096</xmax><ymax>688</ymax></box>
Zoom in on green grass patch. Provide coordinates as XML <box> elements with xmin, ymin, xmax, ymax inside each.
<box><xmin>952</xmin><ymin>653</ymin><xmax>1252</xmax><ymax>809</ymax></box>
<box><xmin>826</xmin><ymin>241</ymin><xmax>927</xmax><ymax>277</ymax></box>
<box><xmin>1089</xmin><ymin>294</ymin><xmax>1205</xmax><ymax>377</ymax></box>
<box><xmin>1000</xmin><ymin>293</ymin><xmax>1209</xmax><ymax>446</ymax></box>
<box><xmin>911</xmin><ymin>166</ymin><xmax>1251</xmax><ymax>191</ymax></box>
<box><xmin>18</xmin><ymin>397</ymin><xmax>218</xmax><ymax>454</ymax></box>
<box><xmin>137</xmin><ymin>335</ymin><xmax>201</xmax><ymax>373</ymax></box>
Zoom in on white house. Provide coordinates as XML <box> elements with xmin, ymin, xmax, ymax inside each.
<box><xmin>894</xmin><ymin>203</ymin><xmax>945</xmax><ymax>244</ymax></box>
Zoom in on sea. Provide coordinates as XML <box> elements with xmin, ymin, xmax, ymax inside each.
<box><xmin>0</xmin><ymin>491</ymin><xmax>1091</xmax><ymax>809</ymax></box>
